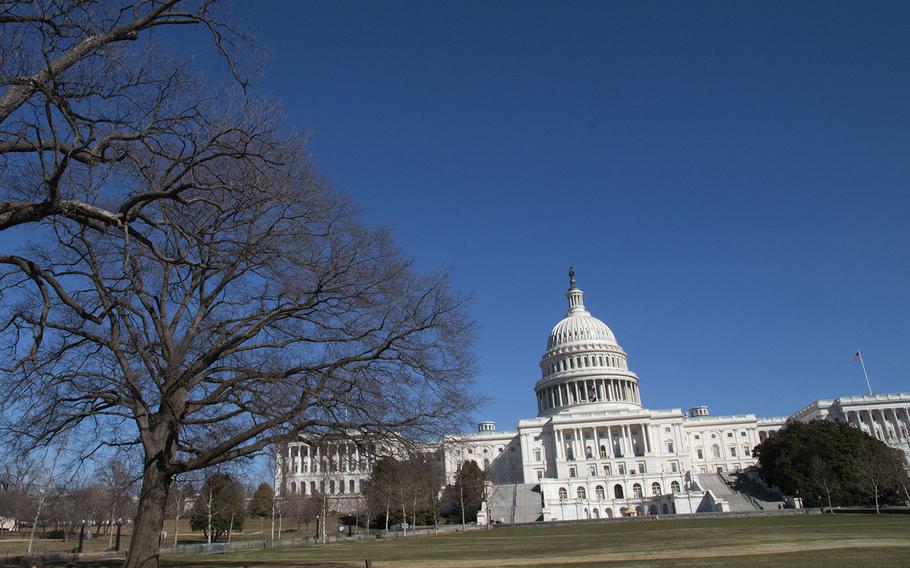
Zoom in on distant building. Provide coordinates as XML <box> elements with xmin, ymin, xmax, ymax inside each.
<box><xmin>277</xmin><ymin>270</ymin><xmax>910</xmax><ymax>520</ymax></box>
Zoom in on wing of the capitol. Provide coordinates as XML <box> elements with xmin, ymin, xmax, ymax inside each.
<box><xmin>276</xmin><ymin>271</ymin><xmax>910</xmax><ymax>522</ymax></box>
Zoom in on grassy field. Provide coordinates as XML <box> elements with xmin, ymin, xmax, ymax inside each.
<box><xmin>0</xmin><ymin>516</ymin><xmax>331</xmax><ymax>557</ymax></box>
<box><xmin>150</xmin><ymin>514</ymin><xmax>910</xmax><ymax>568</ymax></box>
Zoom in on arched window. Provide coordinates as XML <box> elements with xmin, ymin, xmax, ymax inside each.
<box><xmin>595</xmin><ymin>485</ymin><xmax>605</xmax><ymax>499</ymax></box>
<box><xmin>651</xmin><ymin>482</ymin><xmax>661</xmax><ymax>496</ymax></box>
<box><xmin>339</xmin><ymin>480</ymin><xmax>345</xmax><ymax>494</ymax></box>
<box><xmin>577</xmin><ymin>487</ymin><xmax>587</xmax><ymax>499</ymax></box>
<box><xmin>483</xmin><ymin>458</ymin><xmax>490</xmax><ymax>469</ymax></box>
<box><xmin>662</xmin><ymin>503</ymin><xmax>670</xmax><ymax>514</ymax></box>
<box><xmin>593</xmin><ymin>508</ymin><xmax>600</xmax><ymax>518</ymax></box>
<box><xmin>712</xmin><ymin>444</ymin><xmax>721</xmax><ymax>458</ymax></box>
<box><xmin>671</xmin><ymin>481</ymin><xmax>681</xmax><ymax>493</ymax></box>
<box><xmin>290</xmin><ymin>481</ymin><xmax>296</xmax><ymax>495</ymax></box>
<box><xmin>606</xmin><ymin>508</ymin><xmax>614</xmax><ymax>518</ymax></box>
<box><xmin>599</xmin><ymin>356</ymin><xmax>604</xmax><ymax>366</ymax></box>
<box><xmin>649</xmin><ymin>505</ymin><xmax>658</xmax><ymax>516</ymax></box>
<box><xmin>599</xmin><ymin>445</ymin><xmax>607</xmax><ymax>458</ymax></box>
<box><xmin>350</xmin><ymin>480</ymin><xmax>356</xmax><ymax>493</ymax></box>
<box><xmin>329</xmin><ymin>480</ymin><xmax>335</xmax><ymax>494</ymax></box>
<box><xmin>614</xmin><ymin>484</ymin><xmax>624</xmax><ymax>499</ymax></box>
<box><xmin>585</xmin><ymin>446</ymin><xmax>593</xmax><ymax>459</ymax></box>
<box><xmin>633</xmin><ymin>483</ymin><xmax>642</xmax><ymax>498</ymax></box>
<box><xmin>558</xmin><ymin>487</ymin><xmax>568</xmax><ymax>500</ymax></box>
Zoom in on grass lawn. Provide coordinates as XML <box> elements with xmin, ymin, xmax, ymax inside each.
<box><xmin>151</xmin><ymin>514</ymin><xmax>910</xmax><ymax>568</ymax></box>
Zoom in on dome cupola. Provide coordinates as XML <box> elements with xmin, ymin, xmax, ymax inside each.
<box><xmin>535</xmin><ymin>268</ymin><xmax>642</xmax><ymax>416</ymax></box>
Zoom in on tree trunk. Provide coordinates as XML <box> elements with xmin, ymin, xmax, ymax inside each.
<box><xmin>124</xmin><ymin>460</ymin><xmax>172</xmax><ymax>568</ymax></box>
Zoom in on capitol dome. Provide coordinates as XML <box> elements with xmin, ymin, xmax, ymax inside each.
<box><xmin>535</xmin><ymin>269</ymin><xmax>642</xmax><ymax>415</ymax></box>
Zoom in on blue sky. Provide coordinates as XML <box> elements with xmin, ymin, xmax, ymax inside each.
<box><xmin>234</xmin><ymin>1</ymin><xmax>910</xmax><ymax>427</ymax></box>
<box><xmin>7</xmin><ymin>2</ymin><xmax>908</xmax><ymax>434</ymax></box>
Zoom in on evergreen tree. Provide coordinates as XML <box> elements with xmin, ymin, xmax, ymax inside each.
<box><xmin>443</xmin><ymin>460</ymin><xmax>485</xmax><ymax>524</ymax></box>
<box><xmin>248</xmin><ymin>483</ymin><xmax>274</xmax><ymax>519</ymax></box>
<box><xmin>753</xmin><ymin>419</ymin><xmax>908</xmax><ymax>509</ymax></box>
<box><xmin>189</xmin><ymin>473</ymin><xmax>245</xmax><ymax>542</ymax></box>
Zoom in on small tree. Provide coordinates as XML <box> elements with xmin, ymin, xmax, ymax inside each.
<box><xmin>189</xmin><ymin>473</ymin><xmax>245</xmax><ymax>543</ymax></box>
<box><xmin>285</xmin><ymin>491</ymin><xmax>322</xmax><ymax>536</ymax></box>
<box><xmin>446</xmin><ymin>460</ymin><xmax>485</xmax><ymax>524</ymax></box>
<box><xmin>248</xmin><ymin>483</ymin><xmax>274</xmax><ymax>536</ymax></box>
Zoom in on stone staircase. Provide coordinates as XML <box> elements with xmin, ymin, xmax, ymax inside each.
<box><xmin>696</xmin><ymin>472</ymin><xmax>789</xmax><ymax>512</ymax></box>
<box><xmin>488</xmin><ymin>483</ymin><xmax>543</xmax><ymax>524</ymax></box>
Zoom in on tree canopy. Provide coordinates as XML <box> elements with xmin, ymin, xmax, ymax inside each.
<box><xmin>442</xmin><ymin>459</ymin><xmax>485</xmax><ymax>524</ymax></box>
<box><xmin>248</xmin><ymin>483</ymin><xmax>274</xmax><ymax>519</ymax></box>
<box><xmin>752</xmin><ymin>420</ymin><xmax>909</xmax><ymax>509</ymax></box>
<box><xmin>189</xmin><ymin>473</ymin><xmax>245</xmax><ymax>542</ymax></box>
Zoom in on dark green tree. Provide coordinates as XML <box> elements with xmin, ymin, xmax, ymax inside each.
<box><xmin>442</xmin><ymin>459</ymin><xmax>485</xmax><ymax>524</ymax></box>
<box><xmin>248</xmin><ymin>483</ymin><xmax>274</xmax><ymax>519</ymax></box>
<box><xmin>752</xmin><ymin>420</ymin><xmax>908</xmax><ymax>509</ymax></box>
<box><xmin>189</xmin><ymin>473</ymin><xmax>245</xmax><ymax>542</ymax></box>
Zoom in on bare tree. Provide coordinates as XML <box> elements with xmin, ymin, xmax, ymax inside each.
<box><xmin>1</xmin><ymin>150</ymin><xmax>476</xmax><ymax>567</ymax></box>
<box><xmin>0</xmin><ymin>0</ymin><xmax>274</xmax><ymax>361</ymax></box>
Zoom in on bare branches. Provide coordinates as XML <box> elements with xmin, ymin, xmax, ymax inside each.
<box><xmin>1</xmin><ymin>0</ymin><xmax>269</xmax><ymax>362</ymax></box>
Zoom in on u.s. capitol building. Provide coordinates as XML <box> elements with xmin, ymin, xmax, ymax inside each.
<box><xmin>278</xmin><ymin>270</ymin><xmax>910</xmax><ymax>521</ymax></box>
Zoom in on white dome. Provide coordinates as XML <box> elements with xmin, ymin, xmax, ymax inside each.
<box><xmin>535</xmin><ymin>268</ymin><xmax>642</xmax><ymax>416</ymax></box>
<box><xmin>548</xmin><ymin>312</ymin><xmax>617</xmax><ymax>350</ymax></box>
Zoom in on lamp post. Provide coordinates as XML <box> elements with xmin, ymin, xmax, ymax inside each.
<box><xmin>114</xmin><ymin>517</ymin><xmax>123</xmax><ymax>551</ymax></box>
<box><xmin>77</xmin><ymin>520</ymin><xmax>86</xmax><ymax>553</ymax></box>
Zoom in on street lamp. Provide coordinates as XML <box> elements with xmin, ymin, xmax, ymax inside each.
<box><xmin>77</xmin><ymin>519</ymin><xmax>86</xmax><ymax>553</ymax></box>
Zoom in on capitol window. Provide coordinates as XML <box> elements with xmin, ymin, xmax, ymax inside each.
<box><xmin>666</xmin><ymin>441</ymin><xmax>674</xmax><ymax>453</ymax></box>
<box><xmin>577</xmin><ymin>487</ymin><xmax>587</xmax><ymax>499</ymax></box>
<box><xmin>740</xmin><ymin>431</ymin><xmax>747</xmax><ymax>437</ymax></box>
<box><xmin>712</xmin><ymin>445</ymin><xmax>721</xmax><ymax>458</ymax></box>
<box><xmin>697</xmin><ymin>448</ymin><xmax>704</xmax><ymax>459</ymax></box>
<box><xmin>534</xmin><ymin>449</ymin><xmax>542</xmax><ymax>462</ymax></box>
<box><xmin>671</xmin><ymin>461</ymin><xmax>679</xmax><ymax>472</ymax></box>
<box><xmin>651</xmin><ymin>482</ymin><xmax>661</xmax><ymax>496</ymax></box>
<box><xmin>671</xmin><ymin>481</ymin><xmax>681</xmax><ymax>493</ymax></box>
<box><xmin>632</xmin><ymin>483</ymin><xmax>643</xmax><ymax>498</ymax></box>
<box><xmin>589</xmin><ymin>465</ymin><xmax>596</xmax><ymax>476</ymax></box>
<box><xmin>569</xmin><ymin>466</ymin><xmax>577</xmax><ymax>478</ymax></box>
<box><xmin>618</xmin><ymin>463</ymin><xmax>626</xmax><ymax>475</ymax></box>
<box><xmin>596</xmin><ymin>485</ymin><xmax>605</xmax><ymax>499</ymax></box>
<box><xmin>729</xmin><ymin>446</ymin><xmax>737</xmax><ymax>457</ymax></box>
<box><xmin>558</xmin><ymin>487</ymin><xmax>568</xmax><ymax>500</ymax></box>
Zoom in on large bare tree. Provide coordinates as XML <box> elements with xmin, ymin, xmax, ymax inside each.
<box><xmin>0</xmin><ymin>0</ymin><xmax>278</xmax><ymax>355</ymax></box>
<box><xmin>1</xmin><ymin>2</ymin><xmax>478</xmax><ymax>567</ymax></box>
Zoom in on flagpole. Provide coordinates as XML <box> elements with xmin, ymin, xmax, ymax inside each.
<box><xmin>858</xmin><ymin>349</ymin><xmax>873</xmax><ymax>395</ymax></box>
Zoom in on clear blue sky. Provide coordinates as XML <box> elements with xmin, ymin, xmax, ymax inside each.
<box><xmin>236</xmin><ymin>1</ymin><xmax>910</xmax><ymax>427</ymax></box>
<box><xmin>9</xmin><ymin>2</ymin><xmax>909</xmax><ymax>433</ymax></box>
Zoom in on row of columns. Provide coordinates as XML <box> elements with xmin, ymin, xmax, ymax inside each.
<box><xmin>288</xmin><ymin>477</ymin><xmax>360</xmax><ymax>496</ymax></box>
<box><xmin>287</xmin><ymin>442</ymin><xmax>368</xmax><ymax>475</ymax></box>
<box><xmin>538</xmin><ymin>379</ymin><xmax>640</xmax><ymax>412</ymax></box>
<box><xmin>846</xmin><ymin>407</ymin><xmax>910</xmax><ymax>443</ymax></box>
<box><xmin>544</xmin><ymin>352</ymin><xmax>627</xmax><ymax>376</ymax></box>
<box><xmin>555</xmin><ymin>423</ymin><xmax>651</xmax><ymax>461</ymax></box>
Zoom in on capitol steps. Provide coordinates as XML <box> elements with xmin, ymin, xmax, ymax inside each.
<box><xmin>487</xmin><ymin>483</ymin><xmax>544</xmax><ymax>524</ymax></box>
<box><xmin>696</xmin><ymin>473</ymin><xmax>788</xmax><ymax>512</ymax></box>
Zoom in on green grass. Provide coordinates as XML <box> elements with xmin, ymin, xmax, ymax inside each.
<box><xmin>152</xmin><ymin>514</ymin><xmax>910</xmax><ymax>568</ymax></box>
